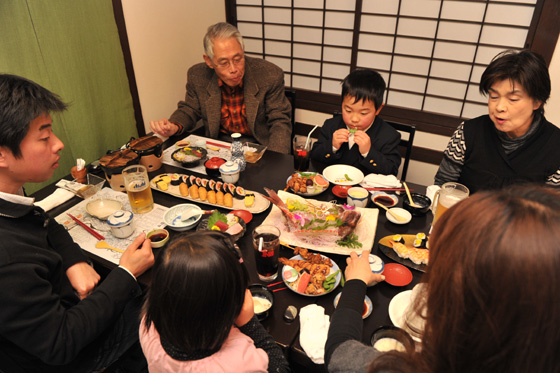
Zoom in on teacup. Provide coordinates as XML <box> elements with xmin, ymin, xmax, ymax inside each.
<box><xmin>347</xmin><ymin>187</ymin><xmax>369</xmax><ymax>208</ymax></box>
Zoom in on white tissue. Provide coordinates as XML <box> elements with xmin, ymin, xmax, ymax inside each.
<box><xmin>299</xmin><ymin>304</ymin><xmax>330</xmax><ymax>364</ymax></box>
<box><xmin>76</xmin><ymin>158</ymin><xmax>85</xmax><ymax>171</ymax></box>
<box><xmin>361</xmin><ymin>174</ymin><xmax>402</xmax><ymax>188</ymax></box>
<box><xmin>34</xmin><ymin>188</ymin><xmax>75</xmax><ymax>212</ymax></box>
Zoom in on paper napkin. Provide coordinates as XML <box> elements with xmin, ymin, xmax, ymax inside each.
<box><xmin>299</xmin><ymin>304</ymin><xmax>330</xmax><ymax>364</ymax></box>
<box><xmin>361</xmin><ymin>173</ymin><xmax>402</xmax><ymax>188</ymax></box>
<box><xmin>34</xmin><ymin>188</ymin><xmax>75</xmax><ymax>212</ymax></box>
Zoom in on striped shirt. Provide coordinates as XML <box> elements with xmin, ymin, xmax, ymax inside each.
<box><xmin>219</xmin><ymin>79</ymin><xmax>251</xmax><ymax>136</ymax></box>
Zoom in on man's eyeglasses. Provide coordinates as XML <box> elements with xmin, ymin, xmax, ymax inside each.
<box><xmin>215</xmin><ymin>55</ymin><xmax>244</xmax><ymax>69</ymax></box>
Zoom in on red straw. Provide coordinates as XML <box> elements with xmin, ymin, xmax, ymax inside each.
<box><xmin>266</xmin><ymin>280</ymin><xmax>284</xmax><ymax>287</ymax></box>
<box><xmin>67</xmin><ymin>213</ymin><xmax>105</xmax><ymax>240</ymax></box>
<box><xmin>272</xmin><ymin>287</ymin><xmax>288</xmax><ymax>292</ymax></box>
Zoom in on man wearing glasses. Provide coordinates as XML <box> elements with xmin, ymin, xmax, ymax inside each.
<box><xmin>150</xmin><ymin>22</ymin><xmax>292</xmax><ymax>154</ymax></box>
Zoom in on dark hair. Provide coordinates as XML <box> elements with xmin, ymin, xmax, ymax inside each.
<box><xmin>341</xmin><ymin>69</ymin><xmax>386</xmax><ymax>110</ymax></box>
<box><xmin>0</xmin><ymin>74</ymin><xmax>67</xmax><ymax>158</ymax></box>
<box><xmin>479</xmin><ymin>50</ymin><xmax>550</xmax><ymax>116</ymax></box>
<box><xmin>142</xmin><ymin>230</ymin><xmax>249</xmax><ymax>353</ymax></box>
<box><xmin>370</xmin><ymin>185</ymin><xmax>560</xmax><ymax>372</ymax></box>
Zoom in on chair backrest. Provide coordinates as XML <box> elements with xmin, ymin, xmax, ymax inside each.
<box><xmin>332</xmin><ymin>112</ymin><xmax>416</xmax><ymax>180</ymax></box>
<box><xmin>285</xmin><ymin>88</ymin><xmax>296</xmax><ymax>154</ymax></box>
<box><xmin>385</xmin><ymin>121</ymin><xmax>415</xmax><ymax>181</ymax></box>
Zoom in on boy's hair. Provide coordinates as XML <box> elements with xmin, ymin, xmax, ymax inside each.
<box><xmin>341</xmin><ymin>68</ymin><xmax>386</xmax><ymax>110</ymax></box>
<box><xmin>479</xmin><ymin>49</ymin><xmax>550</xmax><ymax>116</ymax></box>
<box><xmin>0</xmin><ymin>74</ymin><xmax>67</xmax><ymax>158</ymax></box>
<box><xmin>203</xmin><ymin>22</ymin><xmax>244</xmax><ymax>61</ymax></box>
<box><xmin>143</xmin><ymin>230</ymin><xmax>249</xmax><ymax>354</ymax></box>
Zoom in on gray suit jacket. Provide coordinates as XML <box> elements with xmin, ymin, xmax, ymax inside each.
<box><xmin>170</xmin><ymin>56</ymin><xmax>292</xmax><ymax>153</ymax></box>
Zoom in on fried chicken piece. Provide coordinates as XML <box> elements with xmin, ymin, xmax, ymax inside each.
<box><xmin>293</xmin><ymin>247</ymin><xmax>333</xmax><ymax>266</ymax></box>
<box><xmin>279</xmin><ymin>258</ymin><xmax>330</xmax><ymax>276</ymax></box>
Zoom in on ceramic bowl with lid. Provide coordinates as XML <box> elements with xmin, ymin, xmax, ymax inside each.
<box><xmin>107</xmin><ymin>210</ymin><xmax>135</xmax><ymax>238</ymax></box>
<box><xmin>205</xmin><ymin>157</ymin><xmax>227</xmax><ymax>178</ymax></box>
<box><xmin>219</xmin><ymin>161</ymin><xmax>241</xmax><ymax>184</ymax></box>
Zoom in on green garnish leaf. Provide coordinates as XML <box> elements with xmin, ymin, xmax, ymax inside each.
<box><xmin>208</xmin><ymin>210</ymin><xmax>227</xmax><ymax>228</ymax></box>
<box><xmin>344</xmin><ymin>173</ymin><xmax>353</xmax><ymax>182</ymax></box>
<box><xmin>349</xmin><ymin>128</ymin><xmax>357</xmax><ymax>134</ymax></box>
<box><xmin>336</xmin><ymin>233</ymin><xmax>362</xmax><ymax>248</ymax></box>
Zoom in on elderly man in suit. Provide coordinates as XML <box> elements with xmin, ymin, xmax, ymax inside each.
<box><xmin>150</xmin><ymin>22</ymin><xmax>292</xmax><ymax>154</ymax></box>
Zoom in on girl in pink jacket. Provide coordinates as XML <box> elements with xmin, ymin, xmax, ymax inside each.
<box><xmin>139</xmin><ymin>230</ymin><xmax>289</xmax><ymax>372</ymax></box>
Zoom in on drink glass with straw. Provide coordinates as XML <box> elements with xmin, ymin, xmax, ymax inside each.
<box><xmin>253</xmin><ymin>225</ymin><xmax>280</xmax><ymax>281</ymax></box>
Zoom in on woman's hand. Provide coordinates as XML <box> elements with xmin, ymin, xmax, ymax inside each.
<box><xmin>345</xmin><ymin>250</ymin><xmax>385</xmax><ymax>286</ymax></box>
<box><xmin>235</xmin><ymin>289</ymin><xmax>255</xmax><ymax>327</ymax></box>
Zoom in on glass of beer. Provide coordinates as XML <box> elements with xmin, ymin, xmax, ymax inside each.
<box><xmin>253</xmin><ymin>225</ymin><xmax>280</xmax><ymax>282</ymax></box>
<box><xmin>122</xmin><ymin>164</ymin><xmax>154</xmax><ymax>214</ymax></box>
<box><xmin>431</xmin><ymin>182</ymin><xmax>469</xmax><ymax>226</ymax></box>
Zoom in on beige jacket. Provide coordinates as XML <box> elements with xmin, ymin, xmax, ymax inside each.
<box><xmin>170</xmin><ymin>56</ymin><xmax>292</xmax><ymax>153</ymax></box>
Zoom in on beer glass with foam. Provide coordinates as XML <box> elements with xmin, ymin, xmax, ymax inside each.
<box><xmin>431</xmin><ymin>182</ymin><xmax>469</xmax><ymax>226</ymax></box>
<box><xmin>122</xmin><ymin>165</ymin><xmax>154</xmax><ymax>214</ymax></box>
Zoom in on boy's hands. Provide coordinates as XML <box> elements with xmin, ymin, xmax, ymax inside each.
<box><xmin>354</xmin><ymin>130</ymin><xmax>371</xmax><ymax>155</ymax></box>
<box><xmin>332</xmin><ymin>128</ymin><xmax>371</xmax><ymax>155</ymax></box>
<box><xmin>332</xmin><ymin>128</ymin><xmax>350</xmax><ymax>150</ymax></box>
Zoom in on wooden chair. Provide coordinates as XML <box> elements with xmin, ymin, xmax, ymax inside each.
<box><xmin>385</xmin><ymin>121</ymin><xmax>416</xmax><ymax>181</ymax></box>
<box><xmin>284</xmin><ymin>88</ymin><xmax>296</xmax><ymax>154</ymax></box>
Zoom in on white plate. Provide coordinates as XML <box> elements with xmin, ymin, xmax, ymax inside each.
<box><xmin>388</xmin><ymin>288</ymin><xmax>425</xmax><ymax>342</ymax></box>
<box><xmin>286</xmin><ymin>172</ymin><xmax>329</xmax><ymax>197</ymax></box>
<box><xmin>323</xmin><ymin>165</ymin><xmax>364</xmax><ymax>186</ymax></box>
<box><xmin>334</xmin><ymin>292</ymin><xmax>373</xmax><ymax>318</ymax></box>
<box><xmin>386</xmin><ymin>207</ymin><xmax>412</xmax><ymax>224</ymax></box>
<box><xmin>281</xmin><ymin>254</ymin><xmax>341</xmax><ymax>297</ymax></box>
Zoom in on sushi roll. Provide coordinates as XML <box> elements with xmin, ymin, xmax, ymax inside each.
<box><xmin>222</xmin><ymin>183</ymin><xmax>231</xmax><ymax>194</ymax></box>
<box><xmin>215</xmin><ymin>181</ymin><xmax>223</xmax><ymax>193</ymax></box>
<box><xmin>233</xmin><ymin>186</ymin><xmax>246</xmax><ymax>200</ymax></box>
<box><xmin>200</xmin><ymin>179</ymin><xmax>209</xmax><ymax>188</ymax></box>
<box><xmin>181</xmin><ymin>175</ymin><xmax>189</xmax><ymax>185</ymax></box>
<box><xmin>208</xmin><ymin>179</ymin><xmax>216</xmax><ymax>192</ymax></box>
<box><xmin>415</xmin><ymin>233</ymin><xmax>427</xmax><ymax>248</ymax></box>
<box><xmin>227</xmin><ymin>183</ymin><xmax>236</xmax><ymax>196</ymax></box>
<box><xmin>413</xmin><ymin>238</ymin><xmax>426</xmax><ymax>248</ymax></box>
<box><xmin>188</xmin><ymin>175</ymin><xmax>197</xmax><ymax>187</ymax></box>
<box><xmin>195</xmin><ymin>177</ymin><xmax>202</xmax><ymax>187</ymax></box>
<box><xmin>392</xmin><ymin>234</ymin><xmax>405</xmax><ymax>244</ymax></box>
<box><xmin>170</xmin><ymin>173</ymin><xmax>181</xmax><ymax>186</ymax></box>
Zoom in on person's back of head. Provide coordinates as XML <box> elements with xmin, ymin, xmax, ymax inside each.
<box><xmin>369</xmin><ymin>184</ymin><xmax>560</xmax><ymax>372</ymax></box>
<box><xmin>341</xmin><ymin>69</ymin><xmax>386</xmax><ymax>111</ymax></box>
<box><xmin>142</xmin><ymin>230</ymin><xmax>248</xmax><ymax>354</ymax></box>
<box><xmin>203</xmin><ymin>22</ymin><xmax>244</xmax><ymax>61</ymax></box>
<box><xmin>0</xmin><ymin>74</ymin><xmax>66</xmax><ymax>158</ymax></box>
<box><xmin>479</xmin><ymin>49</ymin><xmax>550</xmax><ymax>116</ymax></box>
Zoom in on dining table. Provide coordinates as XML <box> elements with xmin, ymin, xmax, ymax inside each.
<box><xmin>32</xmin><ymin>138</ymin><xmax>432</xmax><ymax>373</ymax></box>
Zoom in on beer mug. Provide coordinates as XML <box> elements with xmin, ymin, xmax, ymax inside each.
<box><xmin>431</xmin><ymin>182</ymin><xmax>469</xmax><ymax>226</ymax></box>
<box><xmin>122</xmin><ymin>165</ymin><xmax>154</xmax><ymax>214</ymax></box>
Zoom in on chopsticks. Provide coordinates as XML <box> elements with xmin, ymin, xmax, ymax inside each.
<box><xmin>67</xmin><ymin>213</ymin><xmax>105</xmax><ymax>240</ymax></box>
<box><xmin>363</xmin><ymin>187</ymin><xmax>413</xmax><ymax>192</ymax></box>
<box><xmin>206</xmin><ymin>140</ymin><xmax>231</xmax><ymax>149</ymax></box>
<box><xmin>267</xmin><ymin>280</ymin><xmax>288</xmax><ymax>292</ymax></box>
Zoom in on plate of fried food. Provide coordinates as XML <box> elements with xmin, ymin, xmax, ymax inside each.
<box><xmin>285</xmin><ymin>172</ymin><xmax>329</xmax><ymax>196</ymax></box>
<box><xmin>280</xmin><ymin>247</ymin><xmax>341</xmax><ymax>297</ymax></box>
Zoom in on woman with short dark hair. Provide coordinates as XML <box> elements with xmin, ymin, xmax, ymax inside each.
<box><xmin>434</xmin><ymin>50</ymin><xmax>560</xmax><ymax>192</ymax></box>
<box><xmin>326</xmin><ymin>185</ymin><xmax>560</xmax><ymax>372</ymax></box>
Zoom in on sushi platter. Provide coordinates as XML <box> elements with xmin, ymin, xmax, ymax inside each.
<box><xmin>378</xmin><ymin>234</ymin><xmax>429</xmax><ymax>272</ymax></box>
<box><xmin>150</xmin><ymin>173</ymin><xmax>270</xmax><ymax>214</ymax></box>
